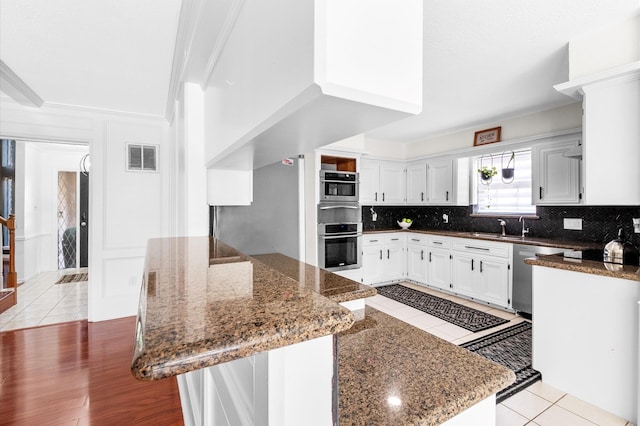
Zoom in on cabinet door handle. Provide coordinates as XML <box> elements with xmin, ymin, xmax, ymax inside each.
<box><xmin>383</xmin><ymin>193</ymin><xmax>385</xmax><ymax>202</ymax></box>
<box><xmin>379</xmin><ymin>250</ymin><xmax>382</xmax><ymax>260</ymax></box>
<box><xmin>387</xmin><ymin>249</ymin><xmax>390</xmax><ymax>259</ymax></box>
<box><xmin>369</xmin><ymin>239</ymin><xmax>379</xmax><ymax>243</ymax></box>
<box><xmin>471</xmin><ymin>259</ymin><xmax>474</xmax><ymax>271</ymax></box>
<box><xmin>480</xmin><ymin>260</ymin><xmax>483</xmax><ymax>273</ymax></box>
<box><xmin>433</xmin><ymin>241</ymin><xmax>443</xmax><ymax>245</ymax></box>
<box><xmin>411</xmin><ymin>238</ymin><xmax>420</xmax><ymax>242</ymax></box>
<box><xmin>375</xmin><ymin>192</ymin><xmax>378</xmax><ymax>202</ymax></box>
<box><xmin>446</xmin><ymin>191</ymin><xmax>449</xmax><ymax>201</ymax></box>
<box><xmin>421</xmin><ymin>250</ymin><xmax>424</xmax><ymax>260</ymax></box>
<box><xmin>429</xmin><ymin>252</ymin><xmax>432</xmax><ymax>262</ymax></box>
<box><xmin>421</xmin><ymin>192</ymin><xmax>424</xmax><ymax>201</ymax></box>
<box><xmin>539</xmin><ymin>186</ymin><xmax>543</xmax><ymax>200</ymax></box>
<box><xmin>391</xmin><ymin>238</ymin><xmax>399</xmax><ymax>241</ymax></box>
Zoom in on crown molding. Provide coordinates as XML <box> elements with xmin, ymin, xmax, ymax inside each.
<box><xmin>0</xmin><ymin>60</ymin><xmax>44</xmax><ymax>107</ymax></box>
<box><xmin>202</xmin><ymin>0</ymin><xmax>245</xmax><ymax>88</ymax></box>
<box><xmin>554</xmin><ymin>61</ymin><xmax>640</xmax><ymax>99</ymax></box>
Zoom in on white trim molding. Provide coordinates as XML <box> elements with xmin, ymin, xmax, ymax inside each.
<box><xmin>0</xmin><ymin>60</ymin><xmax>44</xmax><ymax>107</ymax></box>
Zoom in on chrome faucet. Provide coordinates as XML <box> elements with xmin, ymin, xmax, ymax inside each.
<box><xmin>519</xmin><ymin>216</ymin><xmax>530</xmax><ymax>238</ymax></box>
<box><xmin>498</xmin><ymin>219</ymin><xmax>506</xmax><ymax>236</ymax></box>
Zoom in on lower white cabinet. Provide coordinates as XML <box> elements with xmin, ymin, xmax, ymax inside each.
<box><xmin>407</xmin><ymin>234</ymin><xmax>428</xmax><ymax>282</ymax></box>
<box><xmin>427</xmin><ymin>235</ymin><xmax>452</xmax><ymax>292</ymax></box>
<box><xmin>362</xmin><ymin>233</ymin><xmax>406</xmax><ymax>285</ymax></box>
<box><xmin>451</xmin><ymin>239</ymin><xmax>512</xmax><ymax>309</ymax></box>
<box><xmin>362</xmin><ymin>232</ymin><xmax>513</xmax><ymax>309</ymax></box>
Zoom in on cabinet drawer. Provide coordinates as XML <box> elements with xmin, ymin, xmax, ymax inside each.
<box><xmin>363</xmin><ymin>234</ymin><xmax>385</xmax><ymax>246</ymax></box>
<box><xmin>452</xmin><ymin>238</ymin><xmax>510</xmax><ymax>258</ymax></box>
<box><xmin>406</xmin><ymin>233</ymin><xmax>427</xmax><ymax>245</ymax></box>
<box><xmin>384</xmin><ymin>234</ymin><xmax>406</xmax><ymax>245</ymax></box>
<box><xmin>427</xmin><ymin>235</ymin><xmax>451</xmax><ymax>249</ymax></box>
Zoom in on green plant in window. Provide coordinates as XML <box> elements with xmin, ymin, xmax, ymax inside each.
<box><xmin>477</xmin><ymin>165</ymin><xmax>498</xmax><ymax>181</ymax></box>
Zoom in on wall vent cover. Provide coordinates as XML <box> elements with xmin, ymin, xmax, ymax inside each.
<box><xmin>127</xmin><ymin>144</ymin><xmax>158</xmax><ymax>172</ymax></box>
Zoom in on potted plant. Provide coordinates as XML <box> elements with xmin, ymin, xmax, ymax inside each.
<box><xmin>477</xmin><ymin>165</ymin><xmax>497</xmax><ymax>184</ymax></box>
<box><xmin>501</xmin><ymin>151</ymin><xmax>515</xmax><ymax>183</ymax></box>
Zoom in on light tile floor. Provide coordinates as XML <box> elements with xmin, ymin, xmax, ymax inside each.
<box><xmin>0</xmin><ymin>268</ymin><xmax>88</xmax><ymax>332</ymax></box>
<box><xmin>369</xmin><ymin>281</ymin><xmax>634</xmax><ymax>426</ymax></box>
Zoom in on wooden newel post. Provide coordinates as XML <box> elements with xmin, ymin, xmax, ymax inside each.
<box><xmin>7</xmin><ymin>214</ymin><xmax>17</xmax><ymax>303</ymax></box>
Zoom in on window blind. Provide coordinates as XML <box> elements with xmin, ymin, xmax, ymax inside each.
<box><xmin>475</xmin><ymin>150</ymin><xmax>535</xmax><ymax>215</ymax></box>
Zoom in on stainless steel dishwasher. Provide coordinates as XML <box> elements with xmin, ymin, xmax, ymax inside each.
<box><xmin>512</xmin><ymin>244</ymin><xmax>565</xmax><ymax>316</ymax></box>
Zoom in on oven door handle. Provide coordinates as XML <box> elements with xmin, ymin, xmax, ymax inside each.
<box><xmin>319</xmin><ymin>205</ymin><xmax>359</xmax><ymax>210</ymax></box>
<box><xmin>318</xmin><ymin>233</ymin><xmax>362</xmax><ymax>240</ymax></box>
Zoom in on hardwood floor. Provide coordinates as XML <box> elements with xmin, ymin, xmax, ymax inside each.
<box><xmin>0</xmin><ymin>317</ymin><xmax>184</xmax><ymax>425</ymax></box>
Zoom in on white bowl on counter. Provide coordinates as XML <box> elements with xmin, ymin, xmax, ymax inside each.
<box><xmin>397</xmin><ymin>221</ymin><xmax>412</xmax><ymax>229</ymax></box>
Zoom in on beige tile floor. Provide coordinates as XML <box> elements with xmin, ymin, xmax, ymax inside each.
<box><xmin>368</xmin><ymin>281</ymin><xmax>634</xmax><ymax>426</ymax></box>
<box><xmin>0</xmin><ymin>268</ymin><xmax>88</xmax><ymax>332</ymax></box>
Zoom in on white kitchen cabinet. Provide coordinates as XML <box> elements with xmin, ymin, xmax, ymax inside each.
<box><xmin>426</xmin><ymin>158</ymin><xmax>470</xmax><ymax>206</ymax></box>
<box><xmin>406</xmin><ymin>234</ymin><xmax>428</xmax><ymax>283</ymax></box>
<box><xmin>406</xmin><ymin>162</ymin><xmax>427</xmax><ymax>204</ymax></box>
<box><xmin>426</xmin><ymin>159</ymin><xmax>453</xmax><ymax>204</ymax></box>
<box><xmin>361</xmin><ymin>233</ymin><xmax>405</xmax><ymax>284</ymax></box>
<box><xmin>359</xmin><ymin>159</ymin><xmax>406</xmax><ymax>205</ymax></box>
<box><xmin>361</xmin><ymin>235</ymin><xmax>385</xmax><ymax>284</ymax></box>
<box><xmin>427</xmin><ymin>236</ymin><xmax>452</xmax><ymax>292</ymax></box>
<box><xmin>359</xmin><ymin>160</ymin><xmax>381</xmax><ymax>204</ymax></box>
<box><xmin>451</xmin><ymin>238</ymin><xmax>512</xmax><ymax>309</ymax></box>
<box><xmin>532</xmin><ymin>139</ymin><xmax>582</xmax><ymax>205</ymax></box>
<box><xmin>383</xmin><ymin>234</ymin><xmax>406</xmax><ymax>281</ymax></box>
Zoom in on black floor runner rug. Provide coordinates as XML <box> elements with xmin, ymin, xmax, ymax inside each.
<box><xmin>460</xmin><ymin>321</ymin><xmax>541</xmax><ymax>403</ymax></box>
<box><xmin>376</xmin><ymin>284</ymin><xmax>508</xmax><ymax>332</ymax></box>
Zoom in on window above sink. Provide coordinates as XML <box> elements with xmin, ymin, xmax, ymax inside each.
<box><xmin>474</xmin><ymin>149</ymin><xmax>536</xmax><ymax>216</ymax></box>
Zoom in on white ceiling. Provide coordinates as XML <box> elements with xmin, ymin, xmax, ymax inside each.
<box><xmin>0</xmin><ymin>0</ymin><xmax>638</xmax><ymax>141</ymax></box>
<box><xmin>0</xmin><ymin>0</ymin><xmax>181</xmax><ymax>117</ymax></box>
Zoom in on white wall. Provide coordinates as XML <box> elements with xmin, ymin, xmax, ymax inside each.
<box><xmin>16</xmin><ymin>142</ymin><xmax>88</xmax><ymax>281</ymax></box>
<box><xmin>0</xmin><ymin>98</ymin><xmax>172</xmax><ymax>321</ymax></box>
<box><xmin>400</xmin><ymin>103</ymin><xmax>582</xmax><ymax>159</ymax></box>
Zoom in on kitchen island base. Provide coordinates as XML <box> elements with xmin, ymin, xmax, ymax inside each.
<box><xmin>177</xmin><ymin>334</ymin><xmax>335</xmax><ymax>426</ymax></box>
<box><xmin>532</xmin><ymin>265</ymin><xmax>640</xmax><ymax>424</ymax></box>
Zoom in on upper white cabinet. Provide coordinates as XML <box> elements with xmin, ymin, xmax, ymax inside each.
<box><xmin>426</xmin><ymin>158</ymin><xmax>469</xmax><ymax>206</ymax></box>
<box><xmin>406</xmin><ymin>162</ymin><xmax>427</xmax><ymax>204</ymax></box>
<box><xmin>360</xmin><ymin>159</ymin><xmax>406</xmax><ymax>204</ymax></box>
<box><xmin>426</xmin><ymin>160</ymin><xmax>454</xmax><ymax>204</ymax></box>
<box><xmin>554</xmin><ymin>64</ymin><xmax>640</xmax><ymax>205</ymax></box>
<box><xmin>532</xmin><ymin>139</ymin><xmax>582</xmax><ymax>205</ymax></box>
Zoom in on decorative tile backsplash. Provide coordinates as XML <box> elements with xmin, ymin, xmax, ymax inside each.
<box><xmin>363</xmin><ymin>205</ymin><xmax>640</xmax><ymax>247</ymax></box>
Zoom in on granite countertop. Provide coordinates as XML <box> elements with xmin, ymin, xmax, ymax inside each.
<box><xmin>525</xmin><ymin>255</ymin><xmax>640</xmax><ymax>281</ymax></box>
<box><xmin>364</xmin><ymin>228</ymin><xmax>600</xmax><ymax>250</ymax></box>
<box><xmin>251</xmin><ymin>253</ymin><xmax>376</xmax><ymax>303</ymax></box>
<box><xmin>131</xmin><ymin>236</ymin><xmax>355</xmax><ymax>381</ymax></box>
<box><xmin>338</xmin><ymin>306</ymin><xmax>515</xmax><ymax>425</ymax></box>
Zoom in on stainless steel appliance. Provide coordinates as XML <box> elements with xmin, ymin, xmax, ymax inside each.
<box><xmin>317</xmin><ymin>202</ymin><xmax>362</xmax><ymax>271</ymax></box>
<box><xmin>319</xmin><ymin>170</ymin><xmax>359</xmax><ymax>202</ymax></box>
<box><xmin>512</xmin><ymin>244</ymin><xmax>565</xmax><ymax>316</ymax></box>
<box><xmin>604</xmin><ymin>228</ymin><xmax>639</xmax><ymax>265</ymax></box>
<box><xmin>317</xmin><ymin>222</ymin><xmax>362</xmax><ymax>271</ymax></box>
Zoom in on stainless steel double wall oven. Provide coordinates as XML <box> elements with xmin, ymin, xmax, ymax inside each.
<box><xmin>317</xmin><ymin>170</ymin><xmax>362</xmax><ymax>271</ymax></box>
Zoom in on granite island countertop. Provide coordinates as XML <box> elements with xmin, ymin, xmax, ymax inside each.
<box><xmin>364</xmin><ymin>228</ymin><xmax>601</xmax><ymax>250</ymax></box>
<box><xmin>132</xmin><ymin>236</ymin><xmax>516</xmax><ymax>425</ymax></box>
<box><xmin>131</xmin><ymin>236</ymin><xmax>355</xmax><ymax>381</ymax></box>
<box><xmin>525</xmin><ymin>254</ymin><xmax>640</xmax><ymax>281</ymax></box>
<box><xmin>251</xmin><ymin>253</ymin><xmax>376</xmax><ymax>303</ymax></box>
<box><xmin>338</xmin><ymin>306</ymin><xmax>516</xmax><ymax>425</ymax></box>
